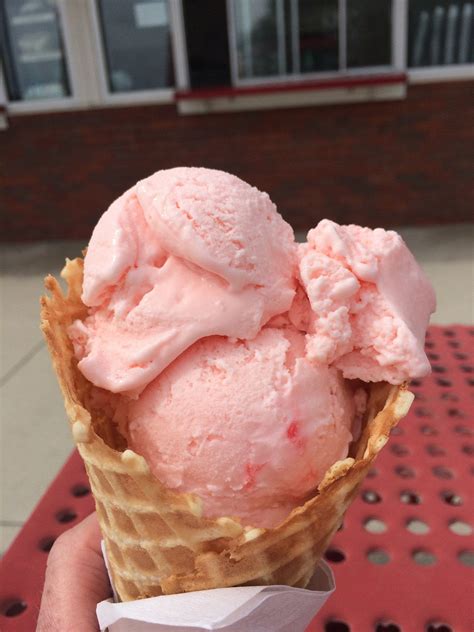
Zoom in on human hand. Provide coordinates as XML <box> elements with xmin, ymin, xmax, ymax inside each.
<box><xmin>37</xmin><ymin>512</ymin><xmax>111</xmax><ymax>632</ymax></box>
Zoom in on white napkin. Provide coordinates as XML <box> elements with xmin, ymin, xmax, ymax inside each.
<box><xmin>97</xmin><ymin>543</ymin><xmax>335</xmax><ymax>632</ymax></box>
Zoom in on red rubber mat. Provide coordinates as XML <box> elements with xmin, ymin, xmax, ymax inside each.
<box><xmin>1</xmin><ymin>325</ymin><xmax>472</xmax><ymax>631</ymax></box>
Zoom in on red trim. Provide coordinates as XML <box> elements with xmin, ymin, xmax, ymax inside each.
<box><xmin>176</xmin><ymin>73</ymin><xmax>407</xmax><ymax>101</ymax></box>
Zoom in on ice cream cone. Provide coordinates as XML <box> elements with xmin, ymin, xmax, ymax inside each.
<box><xmin>41</xmin><ymin>257</ymin><xmax>414</xmax><ymax>602</ymax></box>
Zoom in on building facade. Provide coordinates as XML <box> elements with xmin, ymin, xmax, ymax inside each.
<box><xmin>1</xmin><ymin>1</ymin><xmax>473</xmax><ymax>240</ymax></box>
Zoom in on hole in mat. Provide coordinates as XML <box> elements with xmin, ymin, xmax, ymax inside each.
<box><xmin>448</xmin><ymin>408</ymin><xmax>465</xmax><ymax>418</ymax></box>
<box><xmin>460</xmin><ymin>365</ymin><xmax>473</xmax><ymax>373</ymax></box>
<box><xmin>366</xmin><ymin>468</ymin><xmax>378</xmax><ymax>478</ymax></box>
<box><xmin>412</xmin><ymin>549</ymin><xmax>436</xmax><ymax>565</ymax></box>
<box><xmin>426</xmin><ymin>444</ymin><xmax>446</xmax><ymax>457</ymax></box>
<box><xmin>432</xmin><ymin>466</ymin><xmax>453</xmax><ymax>479</ymax></box>
<box><xmin>325</xmin><ymin>548</ymin><xmax>345</xmax><ymax>563</ymax></box>
<box><xmin>375</xmin><ymin>622</ymin><xmax>401</xmax><ymax>632</ymax></box>
<box><xmin>1</xmin><ymin>600</ymin><xmax>27</xmax><ymax>617</ymax></box>
<box><xmin>415</xmin><ymin>407</ymin><xmax>432</xmax><ymax>418</ymax></box>
<box><xmin>453</xmin><ymin>424</ymin><xmax>471</xmax><ymax>434</ymax></box>
<box><xmin>454</xmin><ymin>352</ymin><xmax>468</xmax><ymax>360</ymax></box>
<box><xmin>71</xmin><ymin>483</ymin><xmax>90</xmax><ymax>497</ymax></box>
<box><xmin>56</xmin><ymin>509</ymin><xmax>77</xmax><ymax>523</ymax></box>
<box><xmin>420</xmin><ymin>424</ymin><xmax>437</xmax><ymax>436</ymax></box>
<box><xmin>448</xmin><ymin>520</ymin><xmax>472</xmax><ymax>536</ymax></box>
<box><xmin>364</xmin><ymin>518</ymin><xmax>387</xmax><ymax>534</ymax></box>
<box><xmin>325</xmin><ymin>620</ymin><xmax>350</xmax><ymax>632</ymax></box>
<box><xmin>441</xmin><ymin>392</ymin><xmax>458</xmax><ymax>401</ymax></box>
<box><xmin>38</xmin><ymin>536</ymin><xmax>56</xmax><ymax>552</ymax></box>
<box><xmin>400</xmin><ymin>490</ymin><xmax>421</xmax><ymax>504</ymax></box>
<box><xmin>390</xmin><ymin>444</ymin><xmax>409</xmax><ymax>456</ymax></box>
<box><xmin>432</xmin><ymin>365</ymin><xmax>446</xmax><ymax>373</ymax></box>
<box><xmin>440</xmin><ymin>490</ymin><xmax>462</xmax><ymax>506</ymax></box>
<box><xmin>406</xmin><ymin>519</ymin><xmax>430</xmax><ymax>535</ymax></box>
<box><xmin>436</xmin><ymin>378</ymin><xmax>452</xmax><ymax>387</ymax></box>
<box><xmin>443</xmin><ymin>330</ymin><xmax>455</xmax><ymax>337</ymax></box>
<box><xmin>448</xmin><ymin>341</ymin><xmax>459</xmax><ymax>348</ymax></box>
<box><xmin>427</xmin><ymin>352</ymin><xmax>439</xmax><ymax>360</ymax></box>
<box><xmin>426</xmin><ymin>623</ymin><xmax>453</xmax><ymax>632</ymax></box>
<box><xmin>367</xmin><ymin>549</ymin><xmax>390</xmax><ymax>565</ymax></box>
<box><xmin>362</xmin><ymin>489</ymin><xmax>381</xmax><ymax>503</ymax></box>
<box><xmin>462</xmin><ymin>444</ymin><xmax>474</xmax><ymax>456</ymax></box>
<box><xmin>395</xmin><ymin>465</ymin><xmax>415</xmax><ymax>478</ymax></box>
<box><xmin>457</xmin><ymin>550</ymin><xmax>474</xmax><ymax>567</ymax></box>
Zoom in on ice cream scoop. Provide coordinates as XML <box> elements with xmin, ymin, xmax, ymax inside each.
<box><xmin>70</xmin><ymin>167</ymin><xmax>296</xmax><ymax>396</ymax></box>
<box><xmin>293</xmin><ymin>220</ymin><xmax>436</xmax><ymax>383</ymax></box>
<box><xmin>128</xmin><ymin>327</ymin><xmax>355</xmax><ymax>528</ymax></box>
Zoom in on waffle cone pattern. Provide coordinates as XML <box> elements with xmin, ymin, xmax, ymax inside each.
<box><xmin>41</xmin><ymin>258</ymin><xmax>414</xmax><ymax>602</ymax></box>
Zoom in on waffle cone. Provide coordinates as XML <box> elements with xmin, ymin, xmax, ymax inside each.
<box><xmin>41</xmin><ymin>257</ymin><xmax>414</xmax><ymax>601</ymax></box>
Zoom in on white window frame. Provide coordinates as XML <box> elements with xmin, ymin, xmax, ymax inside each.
<box><xmin>393</xmin><ymin>0</ymin><xmax>408</xmax><ymax>70</ymax></box>
<box><xmin>409</xmin><ymin>64</ymin><xmax>474</xmax><ymax>82</ymax></box>
<box><xmin>168</xmin><ymin>0</ymin><xmax>189</xmax><ymax>90</ymax></box>
<box><xmin>227</xmin><ymin>0</ymin><xmax>403</xmax><ymax>88</ymax></box>
<box><xmin>0</xmin><ymin>59</ymin><xmax>7</xmax><ymax>105</ymax></box>
<box><xmin>0</xmin><ymin>66</ymin><xmax>8</xmax><ymax>128</ymax></box>
<box><xmin>407</xmin><ymin>0</ymin><xmax>474</xmax><ymax>83</ymax></box>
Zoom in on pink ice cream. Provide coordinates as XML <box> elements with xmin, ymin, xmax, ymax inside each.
<box><xmin>292</xmin><ymin>220</ymin><xmax>435</xmax><ymax>383</ymax></box>
<box><xmin>70</xmin><ymin>167</ymin><xmax>435</xmax><ymax>528</ymax></box>
<box><xmin>72</xmin><ymin>168</ymin><xmax>296</xmax><ymax>396</ymax></box>
<box><xmin>128</xmin><ymin>328</ymin><xmax>355</xmax><ymax>527</ymax></box>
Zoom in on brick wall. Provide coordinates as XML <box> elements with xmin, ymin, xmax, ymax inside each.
<box><xmin>1</xmin><ymin>81</ymin><xmax>472</xmax><ymax>242</ymax></box>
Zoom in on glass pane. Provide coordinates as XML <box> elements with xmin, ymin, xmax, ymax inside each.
<box><xmin>298</xmin><ymin>0</ymin><xmax>339</xmax><ymax>73</ymax></box>
<box><xmin>98</xmin><ymin>0</ymin><xmax>173</xmax><ymax>92</ymax></box>
<box><xmin>347</xmin><ymin>0</ymin><xmax>391</xmax><ymax>68</ymax></box>
<box><xmin>234</xmin><ymin>0</ymin><xmax>281</xmax><ymax>78</ymax></box>
<box><xmin>0</xmin><ymin>0</ymin><xmax>70</xmax><ymax>101</ymax></box>
<box><xmin>408</xmin><ymin>1</ymin><xmax>473</xmax><ymax>67</ymax></box>
<box><xmin>182</xmin><ymin>0</ymin><xmax>231</xmax><ymax>88</ymax></box>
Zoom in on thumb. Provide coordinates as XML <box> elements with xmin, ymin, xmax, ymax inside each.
<box><xmin>37</xmin><ymin>512</ymin><xmax>111</xmax><ymax>632</ymax></box>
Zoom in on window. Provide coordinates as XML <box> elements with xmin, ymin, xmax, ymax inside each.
<box><xmin>98</xmin><ymin>0</ymin><xmax>173</xmax><ymax>93</ymax></box>
<box><xmin>229</xmin><ymin>0</ymin><xmax>394</xmax><ymax>84</ymax></box>
<box><xmin>1</xmin><ymin>0</ymin><xmax>471</xmax><ymax>115</ymax></box>
<box><xmin>408</xmin><ymin>1</ymin><xmax>473</xmax><ymax>67</ymax></box>
<box><xmin>0</xmin><ymin>0</ymin><xmax>70</xmax><ymax>101</ymax></box>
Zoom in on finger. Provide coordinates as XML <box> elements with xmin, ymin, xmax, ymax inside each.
<box><xmin>37</xmin><ymin>512</ymin><xmax>111</xmax><ymax>632</ymax></box>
